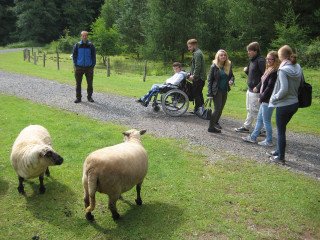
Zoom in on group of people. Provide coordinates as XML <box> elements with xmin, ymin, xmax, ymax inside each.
<box><xmin>72</xmin><ymin>31</ymin><xmax>303</xmax><ymax>166</ymax></box>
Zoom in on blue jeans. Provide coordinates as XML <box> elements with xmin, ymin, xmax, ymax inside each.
<box><xmin>141</xmin><ymin>84</ymin><xmax>164</xmax><ymax>103</ymax></box>
<box><xmin>251</xmin><ymin>103</ymin><xmax>274</xmax><ymax>142</ymax></box>
<box><xmin>275</xmin><ymin>102</ymin><xmax>299</xmax><ymax>160</ymax></box>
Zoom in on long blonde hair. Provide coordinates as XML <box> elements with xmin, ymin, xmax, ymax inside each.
<box><xmin>266</xmin><ymin>51</ymin><xmax>280</xmax><ymax>70</ymax></box>
<box><xmin>212</xmin><ymin>49</ymin><xmax>231</xmax><ymax>75</ymax></box>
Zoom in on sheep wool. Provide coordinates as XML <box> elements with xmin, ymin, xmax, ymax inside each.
<box><xmin>82</xmin><ymin>129</ymin><xmax>148</xmax><ymax>221</ymax></box>
<box><xmin>10</xmin><ymin>125</ymin><xmax>63</xmax><ymax>194</ymax></box>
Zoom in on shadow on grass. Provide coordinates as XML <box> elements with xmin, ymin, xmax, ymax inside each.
<box><xmin>0</xmin><ymin>176</ymin><xmax>9</xmax><ymax>198</ymax></box>
<box><xmin>25</xmin><ymin>176</ymin><xmax>78</xmax><ymax>228</ymax></box>
<box><xmin>89</xmin><ymin>201</ymin><xmax>183</xmax><ymax>239</ymax></box>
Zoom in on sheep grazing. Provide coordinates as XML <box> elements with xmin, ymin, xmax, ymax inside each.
<box><xmin>10</xmin><ymin>125</ymin><xmax>64</xmax><ymax>194</ymax></box>
<box><xmin>82</xmin><ymin>129</ymin><xmax>148</xmax><ymax>221</ymax></box>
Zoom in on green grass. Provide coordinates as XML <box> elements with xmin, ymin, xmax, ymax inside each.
<box><xmin>1</xmin><ymin>94</ymin><xmax>320</xmax><ymax>239</ymax></box>
<box><xmin>0</xmin><ymin>51</ymin><xmax>319</xmax><ymax>135</ymax></box>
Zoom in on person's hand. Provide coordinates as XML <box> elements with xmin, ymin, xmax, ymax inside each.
<box><xmin>243</xmin><ymin>67</ymin><xmax>248</xmax><ymax>72</ymax></box>
<box><xmin>189</xmin><ymin>75</ymin><xmax>194</xmax><ymax>81</ymax></box>
<box><xmin>229</xmin><ymin>80</ymin><xmax>234</xmax><ymax>86</ymax></box>
<box><xmin>253</xmin><ymin>87</ymin><xmax>258</xmax><ymax>93</ymax></box>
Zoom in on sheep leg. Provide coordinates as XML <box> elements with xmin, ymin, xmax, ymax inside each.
<box><xmin>109</xmin><ymin>196</ymin><xmax>120</xmax><ymax>220</ymax></box>
<box><xmin>45</xmin><ymin>167</ymin><xmax>50</xmax><ymax>177</ymax></box>
<box><xmin>39</xmin><ymin>174</ymin><xmax>46</xmax><ymax>194</ymax></box>
<box><xmin>135</xmin><ymin>183</ymin><xmax>143</xmax><ymax>205</ymax></box>
<box><xmin>17</xmin><ymin>176</ymin><xmax>25</xmax><ymax>194</ymax></box>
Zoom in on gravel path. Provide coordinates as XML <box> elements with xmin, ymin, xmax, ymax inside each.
<box><xmin>1</xmin><ymin>70</ymin><xmax>319</xmax><ymax>179</ymax></box>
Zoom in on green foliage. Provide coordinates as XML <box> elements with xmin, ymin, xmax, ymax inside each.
<box><xmin>0</xmin><ymin>0</ymin><xmax>16</xmax><ymax>45</ymax></box>
<box><xmin>300</xmin><ymin>38</ymin><xmax>320</xmax><ymax>67</ymax></box>
<box><xmin>49</xmin><ymin>29</ymin><xmax>78</xmax><ymax>53</ymax></box>
<box><xmin>90</xmin><ymin>17</ymin><xmax>122</xmax><ymax>58</ymax></box>
<box><xmin>116</xmin><ymin>0</ymin><xmax>147</xmax><ymax>57</ymax></box>
<box><xmin>13</xmin><ymin>0</ymin><xmax>60</xmax><ymax>43</ymax></box>
<box><xmin>271</xmin><ymin>7</ymin><xmax>309</xmax><ymax>50</ymax></box>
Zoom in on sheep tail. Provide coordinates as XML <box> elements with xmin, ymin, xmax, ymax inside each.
<box><xmin>85</xmin><ymin>169</ymin><xmax>98</xmax><ymax>213</ymax></box>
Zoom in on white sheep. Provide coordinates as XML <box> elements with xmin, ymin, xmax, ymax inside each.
<box><xmin>82</xmin><ymin>129</ymin><xmax>148</xmax><ymax>221</ymax></box>
<box><xmin>10</xmin><ymin>125</ymin><xmax>64</xmax><ymax>194</ymax></box>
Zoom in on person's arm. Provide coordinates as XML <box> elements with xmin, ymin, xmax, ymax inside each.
<box><xmin>91</xmin><ymin>44</ymin><xmax>96</xmax><ymax>67</ymax></box>
<box><xmin>207</xmin><ymin>66</ymin><xmax>214</xmax><ymax>97</ymax></box>
<box><xmin>259</xmin><ymin>72</ymin><xmax>276</xmax><ymax>103</ymax></box>
<box><xmin>192</xmin><ymin>51</ymin><xmax>203</xmax><ymax>81</ymax></box>
<box><xmin>72</xmin><ymin>43</ymin><xmax>78</xmax><ymax>66</ymax></box>
<box><xmin>258</xmin><ymin>57</ymin><xmax>266</xmax><ymax>75</ymax></box>
<box><xmin>270</xmin><ymin>70</ymin><xmax>288</xmax><ymax>102</ymax></box>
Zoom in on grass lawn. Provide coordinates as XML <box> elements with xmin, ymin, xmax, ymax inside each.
<box><xmin>0</xmin><ymin>51</ymin><xmax>319</xmax><ymax>135</ymax></box>
<box><xmin>0</xmin><ymin>94</ymin><xmax>320</xmax><ymax>239</ymax></box>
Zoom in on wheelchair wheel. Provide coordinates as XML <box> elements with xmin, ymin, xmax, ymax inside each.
<box><xmin>161</xmin><ymin>89</ymin><xmax>189</xmax><ymax>116</ymax></box>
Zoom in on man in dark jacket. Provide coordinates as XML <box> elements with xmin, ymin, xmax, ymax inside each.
<box><xmin>187</xmin><ymin>39</ymin><xmax>206</xmax><ymax>112</ymax></box>
<box><xmin>72</xmin><ymin>31</ymin><xmax>96</xmax><ymax>103</ymax></box>
<box><xmin>235</xmin><ymin>42</ymin><xmax>266</xmax><ymax>132</ymax></box>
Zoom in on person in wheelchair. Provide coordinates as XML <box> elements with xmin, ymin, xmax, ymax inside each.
<box><xmin>136</xmin><ymin>62</ymin><xmax>188</xmax><ymax>107</ymax></box>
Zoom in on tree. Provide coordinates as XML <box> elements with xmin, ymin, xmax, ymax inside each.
<box><xmin>271</xmin><ymin>7</ymin><xmax>309</xmax><ymax>51</ymax></box>
<box><xmin>143</xmin><ymin>0</ymin><xmax>201</xmax><ymax>62</ymax></box>
<box><xmin>116</xmin><ymin>0</ymin><xmax>147</xmax><ymax>58</ymax></box>
<box><xmin>14</xmin><ymin>0</ymin><xmax>60</xmax><ymax>43</ymax></box>
<box><xmin>90</xmin><ymin>17</ymin><xmax>122</xmax><ymax>63</ymax></box>
<box><xmin>59</xmin><ymin>0</ymin><xmax>104</xmax><ymax>36</ymax></box>
<box><xmin>0</xmin><ymin>0</ymin><xmax>16</xmax><ymax>45</ymax></box>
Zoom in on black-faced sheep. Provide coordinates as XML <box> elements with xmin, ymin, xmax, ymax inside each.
<box><xmin>10</xmin><ymin>125</ymin><xmax>63</xmax><ymax>194</ymax></box>
<box><xmin>82</xmin><ymin>129</ymin><xmax>148</xmax><ymax>221</ymax></box>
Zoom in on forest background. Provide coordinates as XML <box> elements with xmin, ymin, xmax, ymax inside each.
<box><xmin>1</xmin><ymin>0</ymin><xmax>319</xmax><ymax>67</ymax></box>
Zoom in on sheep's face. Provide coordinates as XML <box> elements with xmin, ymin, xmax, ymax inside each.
<box><xmin>123</xmin><ymin>129</ymin><xmax>147</xmax><ymax>142</ymax></box>
<box><xmin>40</xmin><ymin>148</ymin><xmax>64</xmax><ymax>166</ymax></box>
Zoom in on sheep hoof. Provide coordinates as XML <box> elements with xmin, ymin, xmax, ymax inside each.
<box><xmin>17</xmin><ymin>186</ymin><xmax>25</xmax><ymax>195</ymax></box>
<box><xmin>39</xmin><ymin>186</ymin><xmax>46</xmax><ymax>194</ymax></box>
<box><xmin>86</xmin><ymin>212</ymin><xmax>95</xmax><ymax>221</ymax></box>
<box><xmin>112</xmin><ymin>212</ymin><xmax>120</xmax><ymax>220</ymax></box>
<box><xmin>135</xmin><ymin>198</ymin><xmax>142</xmax><ymax>206</ymax></box>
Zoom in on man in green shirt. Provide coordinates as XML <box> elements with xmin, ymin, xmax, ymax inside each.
<box><xmin>187</xmin><ymin>39</ymin><xmax>206</xmax><ymax>112</ymax></box>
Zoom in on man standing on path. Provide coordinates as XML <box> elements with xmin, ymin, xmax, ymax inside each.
<box><xmin>187</xmin><ymin>39</ymin><xmax>206</xmax><ymax>112</ymax></box>
<box><xmin>72</xmin><ymin>31</ymin><xmax>96</xmax><ymax>103</ymax></box>
<box><xmin>235</xmin><ymin>42</ymin><xmax>266</xmax><ymax>133</ymax></box>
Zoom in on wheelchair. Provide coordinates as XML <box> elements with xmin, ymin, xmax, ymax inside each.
<box><xmin>150</xmin><ymin>79</ymin><xmax>192</xmax><ymax>117</ymax></box>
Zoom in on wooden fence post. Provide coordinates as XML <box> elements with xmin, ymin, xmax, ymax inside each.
<box><xmin>143</xmin><ymin>60</ymin><xmax>147</xmax><ymax>82</ymax></box>
<box><xmin>23</xmin><ymin>49</ymin><xmax>26</xmax><ymax>61</ymax></box>
<box><xmin>43</xmin><ymin>52</ymin><xmax>46</xmax><ymax>67</ymax></box>
<box><xmin>56</xmin><ymin>49</ymin><xmax>60</xmax><ymax>70</ymax></box>
<box><xmin>33</xmin><ymin>52</ymin><xmax>37</xmax><ymax>65</ymax></box>
<box><xmin>27</xmin><ymin>50</ymin><xmax>30</xmax><ymax>62</ymax></box>
<box><xmin>106</xmin><ymin>57</ymin><xmax>110</xmax><ymax>77</ymax></box>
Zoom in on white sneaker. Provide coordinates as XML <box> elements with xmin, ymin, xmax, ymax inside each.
<box><xmin>241</xmin><ymin>135</ymin><xmax>257</xmax><ymax>143</ymax></box>
<box><xmin>258</xmin><ymin>140</ymin><xmax>273</xmax><ymax>147</ymax></box>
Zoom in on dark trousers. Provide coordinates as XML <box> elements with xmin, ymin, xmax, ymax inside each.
<box><xmin>209</xmin><ymin>90</ymin><xmax>228</xmax><ymax>129</ymax></box>
<box><xmin>193</xmin><ymin>80</ymin><xmax>205</xmax><ymax>111</ymax></box>
<box><xmin>75</xmin><ymin>67</ymin><xmax>94</xmax><ymax>99</ymax></box>
<box><xmin>276</xmin><ymin>102</ymin><xmax>299</xmax><ymax>160</ymax></box>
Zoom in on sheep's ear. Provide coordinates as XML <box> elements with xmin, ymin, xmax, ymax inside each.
<box><xmin>122</xmin><ymin>131</ymin><xmax>130</xmax><ymax>137</ymax></box>
<box><xmin>140</xmin><ymin>129</ymin><xmax>147</xmax><ymax>135</ymax></box>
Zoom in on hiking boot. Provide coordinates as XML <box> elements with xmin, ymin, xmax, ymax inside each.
<box><xmin>87</xmin><ymin>97</ymin><xmax>94</xmax><ymax>102</ymax></box>
<box><xmin>235</xmin><ymin>126</ymin><xmax>249</xmax><ymax>133</ymax></box>
<box><xmin>215</xmin><ymin>123</ymin><xmax>222</xmax><ymax>130</ymax></box>
<box><xmin>242</xmin><ymin>135</ymin><xmax>257</xmax><ymax>143</ymax></box>
<box><xmin>258</xmin><ymin>140</ymin><xmax>273</xmax><ymax>147</ymax></box>
<box><xmin>74</xmin><ymin>98</ymin><xmax>81</xmax><ymax>103</ymax></box>
<box><xmin>136</xmin><ymin>98</ymin><xmax>143</xmax><ymax>103</ymax></box>
<box><xmin>140</xmin><ymin>101</ymin><xmax>148</xmax><ymax>107</ymax></box>
<box><xmin>266</xmin><ymin>151</ymin><xmax>278</xmax><ymax>157</ymax></box>
<box><xmin>270</xmin><ymin>156</ymin><xmax>285</xmax><ymax>165</ymax></box>
<box><xmin>208</xmin><ymin>127</ymin><xmax>221</xmax><ymax>133</ymax></box>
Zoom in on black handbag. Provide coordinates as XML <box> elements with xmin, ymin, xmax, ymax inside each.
<box><xmin>298</xmin><ymin>74</ymin><xmax>312</xmax><ymax>108</ymax></box>
<box><xmin>195</xmin><ymin>98</ymin><xmax>213</xmax><ymax>120</ymax></box>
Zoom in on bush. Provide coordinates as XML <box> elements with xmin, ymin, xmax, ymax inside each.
<box><xmin>300</xmin><ymin>38</ymin><xmax>320</xmax><ymax>67</ymax></box>
<box><xmin>48</xmin><ymin>30</ymin><xmax>78</xmax><ymax>53</ymax></box>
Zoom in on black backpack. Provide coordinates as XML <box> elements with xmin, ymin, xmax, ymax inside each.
<box><xmin>298</xmin><ymin>74</ymin><xmax>312</xmax><ymax>108</ymax></box>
